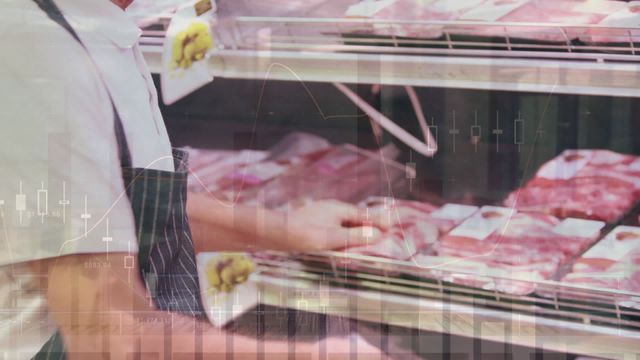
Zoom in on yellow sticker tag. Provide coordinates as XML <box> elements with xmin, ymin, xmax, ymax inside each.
<box><xmin>204</xmin><ymin>254</ymin><xmax>254</xmax><ymax>293</ymax></box>
<box><xmin>197</xmin><ymin>252</ymin><xmax>259</xmax><ymax>328</ymax></box>
<box><xmin>170</xmin><ymin>21</ymin><xmax>213</xmax><ymax>71</ymax></box>
<box><xmin>194</xmin><ymin>0</ymin><xmax>213</xmax><ymax>16</ymax></box>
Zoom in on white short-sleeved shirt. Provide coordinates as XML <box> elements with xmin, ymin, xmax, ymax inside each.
<box><xmin>0</xmin><ymin>0</ymin><xmax>174</xmax><ymax>358</ymax></box>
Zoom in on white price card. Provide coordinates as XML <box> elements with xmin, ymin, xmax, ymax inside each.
<box><xmin>448</xmin><ymin>206</ymin><xmax>513</xmax><ymax>241</ymax></box>
<box><xmin>581</xmin><ymin>226</ymin><xmax>640</xmax><ymax>262</ymax></box>
<box><xmin>161</xmin><ymin>0</ymin><xmax>216</xmax><ymax>105</ymax></box>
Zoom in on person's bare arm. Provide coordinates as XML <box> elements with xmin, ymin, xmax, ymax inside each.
<box><xmin>29</xmin><ymin>252</ymin><xmax>379</xmax><ymax>359</ymax></box>
<box><xmin>187</xmin><ymin>193</ymin><xmax>387</xmax><ymax>253</ymax></box>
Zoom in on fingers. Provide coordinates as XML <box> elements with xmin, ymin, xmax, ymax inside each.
<box><xmin>315</xmin><ymin>199</ymin><xmax>391</xmax><ymax>231</ymax></box>
<box><xmin>328</xmin><ymin>226</ymin><xmax>383</xmax><ymax>249</ymax></box>
<box><xmin>348</xmin><ymin>226</ymin><xmax>383</xmax><ymax>247</ymax></box>
<box><xmin>287</xmin><ymin>199</ymin><xmax>394</xmax><ymax>251</ymax></box>
<box><xmin>364</xmin><ymin>207</ymin><xmax>396</xmax><ymax>230</ymax></box>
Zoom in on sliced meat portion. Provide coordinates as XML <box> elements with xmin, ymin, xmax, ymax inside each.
<box><xmin>347</xmin><ymin>220</ymin><xmax>440</xmax><ymax>260</ymax></box>
<box><xmin>581</xmin><ymin>1</ymin><xmax>640</xmax><ymax>44</ymax></box>
<box><xmin>343</xmin><ymin>0</ymin><xmax>485</xmax><ymax>38</ymax></box>
<box><xmin>186</xmin><ymin>149</ymin><xmax>269</xmax><ymax>193</ymax></box>
<box><xmin>559</xmin><ymin>226</ymin><xmax>640</xmax><ymax>309</ymax></box>
<box><xmin>432</xmin><ymin>208</ymin><xmax>604</xmax><ymax>295</ymax></box>
<box><xmin>346</xmin><ymin>198</ymin><xmax>478</xmax><ymax>261</ymax></box>
<box><xmin>504</xmin><ymin>149</ymin><xmax>640</xmax><ymax>223</ymax></box>
<box><xmin>249</xmin><ymin>144</ymin><xmax>406</xmax><ymax>208</ymax></box>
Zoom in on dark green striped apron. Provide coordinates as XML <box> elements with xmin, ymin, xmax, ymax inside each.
<box><xmin>32</xmin><ymin>0</ymin><xmax>205</xmax><ymax>358</ymax></box>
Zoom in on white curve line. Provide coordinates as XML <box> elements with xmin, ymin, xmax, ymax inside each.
<box><xmin>56</xmin><ymin>156</ymin><xmax>175</xmax><ymax>254</ymax></box>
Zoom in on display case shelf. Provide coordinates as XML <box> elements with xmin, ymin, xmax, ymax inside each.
<box><xmin>253</xmin><ymin>252</ymin><xmax>640</xmax><ymax>358</ymax></box>
<box><xmin>142</xmin><ymin>12</ymin><xmax>640</xmax><ymax>357</ymax></box>
<box><xmin>141</xmin><ymin>16</ymin><xmax>640</xmax><ymax>97</ymax></box>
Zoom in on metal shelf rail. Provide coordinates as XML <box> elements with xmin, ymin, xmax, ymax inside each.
<box><xmin>141</xmin><ymin>17</ymin><xmax>640</xmax><ymax>97</ymax></box>
<box><xmin>252</xmin><ymin>251</ymin><xmax>640</xmax><ymax>358</ymax></box>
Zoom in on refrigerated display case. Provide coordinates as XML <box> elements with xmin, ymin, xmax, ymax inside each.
<box><xmin>136</xmin><ymin>1</ymin><xmax>640</xmax><ymax>358</ymax></box>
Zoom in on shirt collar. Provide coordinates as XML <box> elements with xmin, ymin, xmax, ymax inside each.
<box><xmin>54</xmin><ymin>0</ymin><xmax>142</xmax><ymax>49</ymax></box>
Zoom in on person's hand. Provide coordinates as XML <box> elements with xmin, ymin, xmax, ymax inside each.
<box><xmin>285</xmin><ymin>199</ymin><xmax>389</xmax><ymax>251</ymax></box>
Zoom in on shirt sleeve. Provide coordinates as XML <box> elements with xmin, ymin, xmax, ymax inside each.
<box><xmin>0</xmin><ymin>16</ymin><xmax>139</xmax><ymax>266</ymax></box>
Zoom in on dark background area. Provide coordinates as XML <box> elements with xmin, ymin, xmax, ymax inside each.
<box><xmin>156</xmin><ymin>75</ymin><xmax>640</xmax><ymax>207</ymax></box>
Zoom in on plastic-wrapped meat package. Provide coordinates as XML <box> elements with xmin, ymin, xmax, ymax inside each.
<box><xmin>263</xmin><ymin>132</ymin><xmax>331</xmax><ymax>162</ymax></box>
<box><xmin>186</xmin><ymin>149</ymin><xmax>269</xmax><ymax>193</ymax></box>
<box><xmin>491</xmin><ymin>0</ymin><xmax>607</xmax><ymax>41</ymax></box>
<box><xmin>215</xmin><ymin>149</ymin><xmax>330</xmax><ymax>204</ymax></box>
<box><xmin>346</xmin><ymin>220</ymin><xmax>440</xmax><ymax>260</ymax></box>
<box><xmin>580</xmin><ymin>2</ymin><xmax>640</xmax><ymax>44</ymax></box>
<box><xmin>446</xmin><ymin>0</ymin><xmax>530</xmax><ymax>37</ymax></box>
<box><xmin>504</xmin><ymin>149</ymin><xmax>640</xmax><ymax>223</ymax></box>
<box><xmin>187</xmin><ymin>132</ymin><xmax>331</xmax><ymax>197</ymax></box>
<box><xmin>559</xmin><ymin>226</ymin><xmax>640</xmax><ymax>309</ymax></box>
<box><xmin>362</xmin><ymin>197</ymin><xmax>479</xmax><ymax>234</ymax></box>
<box><xmin>252</xmin><ymin>144</ymin><xmax>407</xmax><ymax>208</ymax></box>
<box><xmin>345</xmin><ymin>198</ymin><xmax>478</xmax><ymax>260</ymax></box>
<box><xmin>452</xmin><ymin>0</ymin><xmax>614</xmax><ymax>41</ymax></box>
<box><xmin>343</xmin><ymin>0</ymin><xmax>486</xmax><ymax>39</ymax></box>
<box><xmin>215</xmin><ymin>131</ymin><xmax>333</xmax><ymax>203</ymax></box>
<box><xmin>218</xmin><ymin>0</ymin><xmax>347</xmax><ymax>18</ymax></box>
<box><xmin>215</xmin><ymin>0</ymin><xmax>354</xmax><ymax>48</ymax></box>
<box><xmin>413</xmin><ymin>254</ymin><xmax>556</xmax><ymax>295</ymax></box>
<box><xmin>426</xmin><ymin>206</ymin><xmax>605</xmax><ymax>295</ymax></box>
<box><xmin>184</xmin><ymin>147</ymin><xmax>238</xmax><ymax>172</ymax></box>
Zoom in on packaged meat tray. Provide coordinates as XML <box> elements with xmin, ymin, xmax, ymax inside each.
<box><xmin>186</xmin><ymin>149</ymin><xmax>269</xmax><ymax>193</ymax></box>
<box><xmin>345</xmin><ymin>197</ymin><xmax>479</xmax><ymax>260</ymax></box>
<box><xmin>342</xmin><ymin>0</ymin><xmax>632</xmax><ymax>49</ymax></box>
<box><xmin>559</xmin><ymin>226</ymin><xmax>640</xmax><ymax>309</ymax></box>
<box><xmin>185</xmin><ymin>132</ymin><xmax>331</xmax><ymax>197</ymax></box>
<box><xmin>214</xmin><ymin>149</ymin><xmax>329</xmax><ymax>204</ymax></box>
<box><xmin>248</xmin><ymin>143</ymin><xmax>408</xmax><ymax>208</ymax></box>
<box><xmin>504</xmin><ymin>149</ymin><xmax>640</xmax><ymax>223</ymax></box>
<box><xmin>452</xmin><ymin>0</ymin><xmax>613</xmax><ymax>42</ymax></box>
<box><xmin>416</xmin><ymin>206</ymin><xmax>605</xmax><ymax>295</ymax></box>
<box><xmin>342</xmin><ymin>0</ymin><xmax>486</xmax><ymax>39</ymax></box>
<box><xmin>579</xmin><ymin>1</ymin><xmax>640</xmax><ymax>44</ymax></box>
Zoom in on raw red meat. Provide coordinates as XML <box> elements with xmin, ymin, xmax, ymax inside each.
<box><xmin>581</xmin><ymin>2</ymin><xmax>640</xmax><ymax>43</ymax></box>
<box><xmin>430</xmin><ymin>207</ymin><xmax>604</xmax><ymax>295</ymax></box>
<box><xmin>346</xmin><ymin>219</ymin><xmax>440</xmax><ymax>260</ymax></box>
<box><xmin>249</xmin><ymin>144</ymin><xmax>407</xmax><ymax>208</ymax></box>
<box><xmin>361</xmin><ymin>197</ymin><xmax>480</xmax><ymax>234</ymax></box>
<box><xmin>560</xmin><ymin>226</ymin><xmax>640</xmax><ymax>309</ymax></box>
<box><xmin>185</xmin><ymin>132</ymin><xmax>332</xmax><ymax>198</ymax></box>
<box><xmin>343</xmin><ymin>0</ymin><xmax>486</xmax><ymax>38</ymax></box>
<box><xmin>214</xmin><ymin>149</ymin><xmax>329</xmax><ymax>204</ymax></box>
<box><xmin>412</xmin><ymin>254</ymin><xmax>552</xmax><ymax>295</ymax></box>
<box><xmin>492</xmin><ymin>0</ymin><xmax>607</xmax><ymax>41</ymax></box>
<box><xmin>504</xmin><ymin>149</ymin><xmax>640</xmax><ymax>223</ymax></box>
<box><xmin>450</xmin><ymin>0</ymin><xmax>626</xmax><ymax>42</ymax></box>
<box><xmin>343</xmin><ymin>0</ymin><xmax>627</xmax><ymax>42</ymax></box>
<box><xmin>345</xmin><ymin>198</ymin><xmax>478</xmax><ymax>260</ymax></box>
<box><xmin>186</xmin><ymin>149</ymin><xmax>269</xmax><ymax>193</ymax></box>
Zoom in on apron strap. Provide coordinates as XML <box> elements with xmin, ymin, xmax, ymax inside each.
<box><xmin>32</xmin><ymin>0</ymin><xmax>133</xmax><ymax>169</ymax></box>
